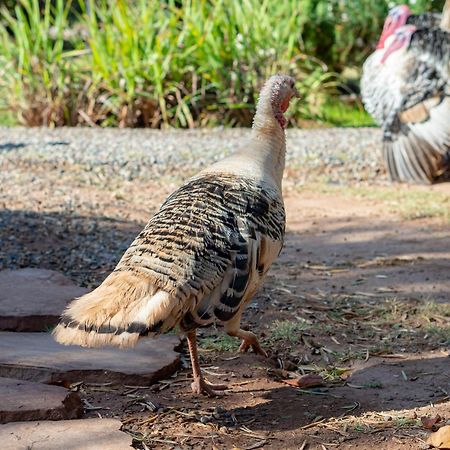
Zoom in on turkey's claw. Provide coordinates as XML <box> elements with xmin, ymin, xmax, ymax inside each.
<box><xmin>239</xmin><ymin>337</ymin><xmax>268</xmax><ymax>358</ymax></box>
<box><xmin>191</xmin><ymin>377</ymin><xmax>228</xmax><ymax>397</ymax></box>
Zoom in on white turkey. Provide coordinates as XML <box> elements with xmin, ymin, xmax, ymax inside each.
<box><xmin>53</xmin><ymin>74</ymin><xmax>299</xmax><ymax>396</ymax></box>
<box><xmin>362</xmin><ymin>3</ymin><xmax>450</xmax><ymax>183</ymax></box>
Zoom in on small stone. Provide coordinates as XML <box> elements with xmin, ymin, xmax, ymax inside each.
<box><xmin>214</xmin><ymin>405</ymin><xmax>226</xmax><ymax>416</ymax></box>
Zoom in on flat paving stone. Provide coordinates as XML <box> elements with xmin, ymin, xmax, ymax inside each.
<box><xmin>0</xmin><ymin>418</ymin><xmax>133</xmax><ymax>449</ymax></box>
<box><xmin>0</xmin><ymin>377</ymin><xmax>82</xmax><ymax>424</ymax></box>
<box><xmin>0</xmin><ymin>269</ymin><xmax>88</xmax><ymax>331</ymax></box>
<box><xmin>0</xmin><ymin>332</ymin><xmax>180</xmax><ymax>385</ymax></box>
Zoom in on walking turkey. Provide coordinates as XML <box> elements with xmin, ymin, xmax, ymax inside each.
<box><xmin>53</xmin><ymin>74</ymin><xmax>299</xmax><ymax>396</ymax></box>
<box><xmin>362</xmin><ymin>3</ymin><xmax>450</xmax><ymax>183</ymax></box>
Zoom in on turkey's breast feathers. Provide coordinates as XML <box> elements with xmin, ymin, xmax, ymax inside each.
<box><xmin>116</xmin><ymin>173</ymin><xmax>285</xmax><ymax>329</ymax></box>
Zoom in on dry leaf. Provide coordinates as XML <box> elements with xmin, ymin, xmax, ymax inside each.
<box><xmin>421</xmin><ymin>415</ymin><xmax>441</xmax><ymax>431</ymax></box>
<box><xmin>282</xmin><ymin>374</ymin><xmax>324</xmax><ymax>388</ymax></box>
<box><xmin>427</xmin><ymin>425</ymin><xmax>450</xmax><ymax>449</ymax></box>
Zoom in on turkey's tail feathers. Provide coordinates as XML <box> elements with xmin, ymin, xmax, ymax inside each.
<box><xmin>53</xmin><ymin>271</ymin><xmax>178</xmax><ymax>348</ymax></box>
<box><xmin>383</xmin><ymin>97</ymin><xmax>450</xmax><ymax>184</ymax></box>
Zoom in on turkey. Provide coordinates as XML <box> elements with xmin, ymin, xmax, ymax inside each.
<box><xmin>362</xmin><ymin>2</ymin><xmax>450</xmax><ymax>183</ymax></box>
<box><xmin>53</xmin><ymin>74</ymin><xmax>299</xmax><ymax>396</ymax></box>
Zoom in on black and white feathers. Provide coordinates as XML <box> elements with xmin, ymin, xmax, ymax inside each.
<box><xmin>362</xmin><ymin>16</ymin><xmax>450</xmax><ymax>183</ymax></box>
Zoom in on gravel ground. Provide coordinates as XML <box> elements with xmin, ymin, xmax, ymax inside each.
<box><xmin>0</xmin><ymin>127</ymin><xmax>385</xmax><ymax>185</ymax></box>
<box><xmin>0</xmin><ymin>126</ymin><xmax>385</xmax><ymax>287</ymax></box>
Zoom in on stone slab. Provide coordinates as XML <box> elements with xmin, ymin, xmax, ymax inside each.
<box><xmin>0</xmin><ymin>418</ymin><xmax>133</xmax><ymax>450</ymax></box>
<box><xmin>0</xmin><ymin>269</ymin><xmax>89</xmax><ymax>331</ymax></box>
<box><xmin>0</xmin><ymin>332</ymin><xmax>180</xmax><ymax>385</ymax></box>
<box><xmin>0</xmin><ymin>377</ymin><xmax>82</xmax><ymax>424</ymax></box>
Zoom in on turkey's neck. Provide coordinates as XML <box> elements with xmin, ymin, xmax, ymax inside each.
<box><xmin>441</xmin><ymin>0</ymin><xmax>450</xmax><ymax>30</ymax></box>
<box><xmin>201</xmin><ymin>107</ymin><xmax>286</xmax><ymax>191</ymax></box>
<box><xmin>250</xmin><ymin>112</ymin><xmax>286</xmax><ymax>188</ymax></box>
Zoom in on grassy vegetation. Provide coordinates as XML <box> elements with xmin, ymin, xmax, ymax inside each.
<box><xmin>335</xmin><ymin>297</ymin><xmax>450</xmax><ymax>351</ymax></box>
<box><xmin>199</xmin><ymin>334</ymin><xmax>239</xmax><ymax>352</ymax></box>
<box><xmin>319</xmin><ymin>98</ymin><xmax>375</xmax><ymax>127</ymax></box>
<box><xmin>267</xmin><ymin>319</ymin><xmax>311</xmax><ymax>344</ymax></box>
<box><xmin>0</xmin><ymin>0</ymin><xmax>443</xmax><ymax>128</ymax></box>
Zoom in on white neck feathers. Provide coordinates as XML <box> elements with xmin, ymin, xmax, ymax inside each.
<box><xmin>200</xmin><ymin>77</ymin><xmax>289</xmax><ymax>191</ymax></box>
<box><xmin>441</xmin><ymin>0</ymin><xmax>450</xmax><ymax>31</ymax></box>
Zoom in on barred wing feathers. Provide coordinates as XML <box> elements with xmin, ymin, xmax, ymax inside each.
<box><xmin>53</xmin><ymin>173</ymin><xmax>285</xmax><ymax>347</ymax></box>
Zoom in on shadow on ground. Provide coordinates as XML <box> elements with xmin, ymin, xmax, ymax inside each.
<box><xmin>1</xmin><ymin>207</ymin><xmax>449</xmax><ymax>299</ymax></box>
<box><xmin>0</xmin><ymin>209</ymin><xmax>143</xmax><ymax>287</ymax></box>
<box><xmin>1</xmin><ymin>198</ymin><xmax>449</xmax><ymax>449</ymax></box>
<box><xmin>226</xmin><ymin>353</ymin><xmax>449</xmax><ymax>433</ymax></box>
<box><xmin>277</xmin><ymin>215</ymin><xmax>450</xmax><ymax>302</ymax></box>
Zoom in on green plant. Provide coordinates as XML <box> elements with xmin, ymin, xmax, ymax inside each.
<box><xmin>0</xmin><ymin>0</ymin><xmax>87</xmax><ymax>126</ymax></box>
<box><xmin>297</xmin><ymin>0</ymin><xmax>445</xmax><ymax>72</ymax></box>
<box><xmin>78</xmin><ymin>0</ymin><xmax>339</xmax><ymax>127</ymax></box>
<box><xmin>199</xmin><ymin>334</ymin><xmax>238</xmax><ymax>352</ymax></box>
<box><xmin>319</xmin><ymin>98</ymin><xmax>375</xmax><ymax>127</ymax></box>
<box><xmin>0</xmin><ymin>0</ymin><xmax>444</xmax><ymax>128</ymax></box>
<box><xmin>268</xmin><ymin>319</ymin><xmax>310</xmax><ymax>344</ymax></box>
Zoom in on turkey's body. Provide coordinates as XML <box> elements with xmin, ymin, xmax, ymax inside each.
<box><xmin>57</xmin><ymin>173</ymin><xmax>284</xmax><ymax>346</ymax></box>
<box><xmin>116</xmin><ymin>174</ymin><xmax>284</xmax><ymax>333</ymax></box>
<box><xmin>362</xmin><ymin>25</ymin><xmax>450</xmax><ymax>183</ymax></box>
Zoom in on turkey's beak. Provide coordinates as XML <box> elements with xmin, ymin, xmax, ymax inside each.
<box><xmin>293</xmin><ymin>87</ymin><xmax>300</xmax><ymax>98</ymax></box>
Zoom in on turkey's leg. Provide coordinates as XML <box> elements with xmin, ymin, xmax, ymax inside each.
<box><xmin>186</xmin><ymin>330</ymin><xmax>228</xmax><ymax>396</ymax></box>
<box><xmin>225</xmin><ymin>310</ymin><xmax>268</xmax><ymax>357</ymax></box>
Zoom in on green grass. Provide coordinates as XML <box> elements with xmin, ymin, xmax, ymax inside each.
<box><xmin>199</xmin><ymin>334</ymin><xmax>238</xmax><ymax>352</ymax></box>
<box><xmin>320</xmin><ymin>98</ymin><xmax>375</xmax><ymax>127</ymax></box>
<box><xmin>425</xmin><ymin>325</ymin><xmax>450</xmax><ymax>345</ymax></box>
<box><xmin>0</xmin><ymin>110</ymin><xmax>18</xmax><ymax>126</ymax></box>
<box><xmin>0</xmin><ymin>0</ymin><xmax>443</xmax><ymax>128</ymax></box>
<box><xmin>267</xmin><ymin>319</ymin><xmax>311</xmax><ymax>344</ymax></box>
<box><xmin>0</xmin><ymin>0</ymin><xmax>339</xmax><ymax>127</ymax></box>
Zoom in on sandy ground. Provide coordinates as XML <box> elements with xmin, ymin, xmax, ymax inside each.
<box><xmin>71</xmin><ymin>185</ymin><xmax>449</xmax><ymax>450</ymax></box>
<box><xmin>0</xmin><ymin>128</ymin><xmax>449</xmax><ymax>449</ymax></box>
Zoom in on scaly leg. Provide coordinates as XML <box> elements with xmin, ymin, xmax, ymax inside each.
<box><xmin>225</xmin><ymin>310</ymin><xmax>268</xmax><ymax>357</ymax></box>
<box><xmin>186</xmin><ymin>330</ymin><xmax>228</xmax><ymax>397</ymax></box>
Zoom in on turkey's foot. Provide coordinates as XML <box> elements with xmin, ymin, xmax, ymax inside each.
<box><xmin>191</xmin><ymin>377</ymin><xmax>228</xmax><ymax>397</ymax></box>
<box><xmin>239</xmin><ymin>333</ymin><xmax>268</xmax><ymax>358</ymax></box>
<box><xmin>224</xmin><ymin>313</ymin><xmax>268</xmax><ymax>357</ymax></box>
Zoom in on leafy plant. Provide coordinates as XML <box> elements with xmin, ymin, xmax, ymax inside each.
<box><xmin>0</xmin><ymin>0</ymin><xmax>87</xmax><ymax>126</ymax></box>
<box><xmin>0</xmin><ymin>0</ymin><xmax>445</xmax><ymax>127</ymax></box>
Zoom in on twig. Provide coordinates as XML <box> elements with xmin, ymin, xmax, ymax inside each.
<box><xmin>300</xmin><ymin>418</ymin><xmax>327</xmax><ymax>429</ymax></box>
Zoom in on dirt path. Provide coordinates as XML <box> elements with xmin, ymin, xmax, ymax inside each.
<box><xmin>60</xmin><ymin>184</ymin><xmax>449</xmax><ymax>450</ymax></box>
<box><xmin>2</xmin><ymin>129</ymin><xmax>449</xmax><ymax>448</ymax></box>
<box><xmin>282</xmin><ymin>189</ymin><xmax>450</xmax><ymax>302</ymax></box>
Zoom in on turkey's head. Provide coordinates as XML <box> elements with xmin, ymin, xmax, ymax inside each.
<box><xmin>381</xmin><ymin>25</ymin><xmax>416</xmax><ymax>64</ymax></box>
<box><xmin>256</xmin><ymin>74</ymin><xmax>299</xmax><ymax>129</ymax></box>
<box><xmin>377</xmin><ymin>5</ymin><xmax>411</xmax><ymax>49</ymax></box>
